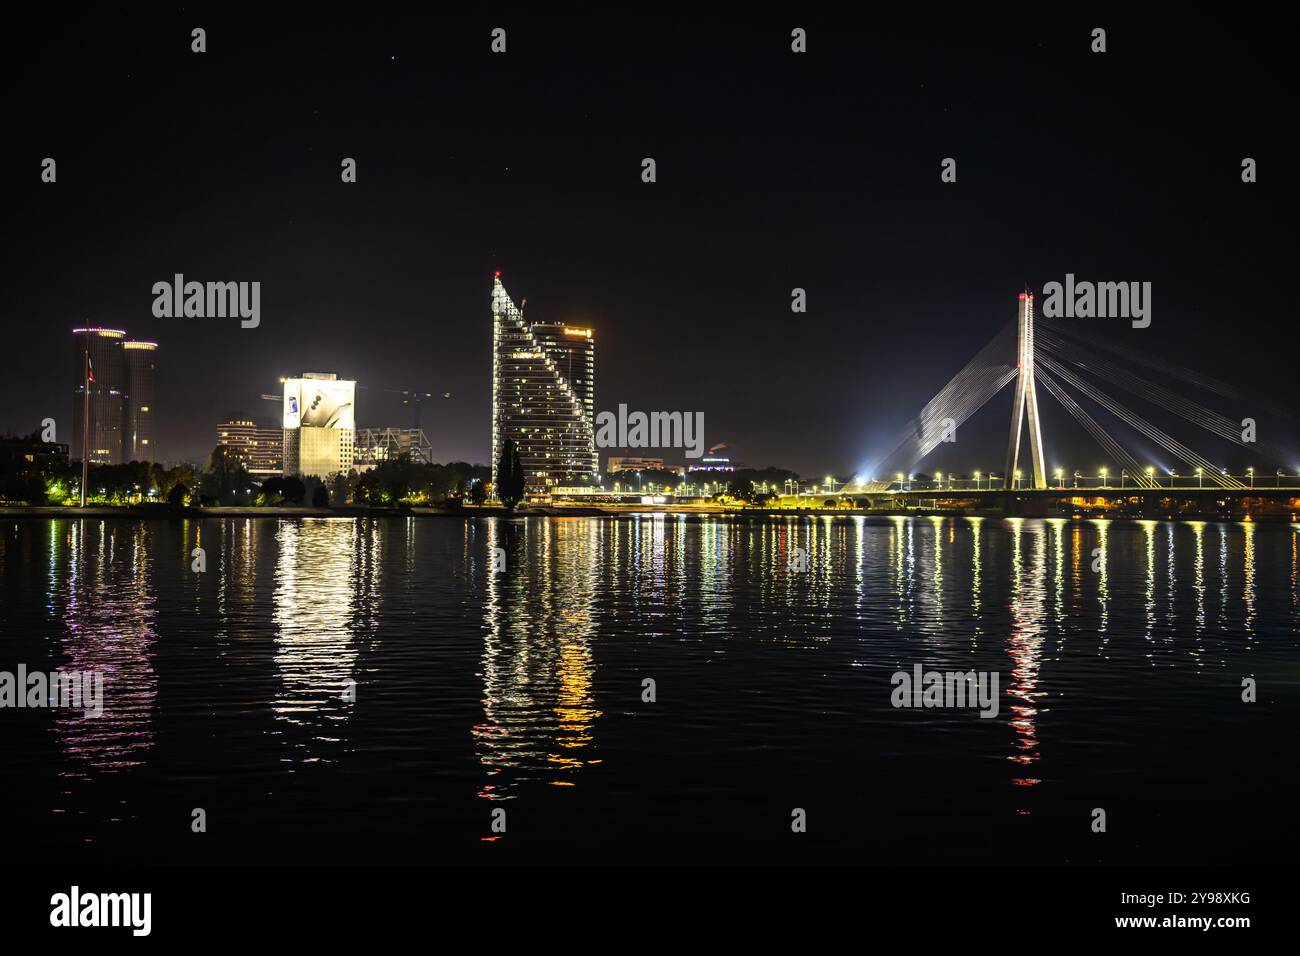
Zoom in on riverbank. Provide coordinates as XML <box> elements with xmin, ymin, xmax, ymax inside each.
<box><xmin>1</xmin><ymin>504</ymin><xmax>1294</xmax><ymax>523</ymax></box>
<box><xmin>0</xmin><ymin>504</ymin><xmax>493</xmax><ymax>519</ymax></box>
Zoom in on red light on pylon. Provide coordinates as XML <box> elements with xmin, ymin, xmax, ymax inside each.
<box><xmin>494</xmin><ymin>270</ymin><xmax>501</xmax><ymax>278</ymax></box>
<box><xmin>1018</xmin><ymin>293</ymin><xmax>1028</xmax><ymax>300</ymax></box>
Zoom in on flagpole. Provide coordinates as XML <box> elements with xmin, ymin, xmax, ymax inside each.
<box><xmin>80</xmin><ymin>335</ymin><xmax>89</xmax><ymax>508</ymax></box>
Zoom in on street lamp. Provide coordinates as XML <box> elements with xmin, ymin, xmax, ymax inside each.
<box><xmin>974</xmin><ymin>470</ymin><xmax>982</xmax><ymax>490</ymax></box>
<box><xmin>1120</xmin><ymin>469</ymin><xmax>1127</xmax><ymax>489</ymax></box>
<box><xmin>1054</xmin><ymin>467</ymin><xmax>1064</xmax><ymax>489</ymax></box>
<box><xmin>1100</xmin><ymin>467</ymin><xmax>1108</xmax><ymax>488</ymax></box>
<box><xmin>1014</xmin><ymin>468</ymin><xmax>1022</xmax><ymax>489</ymax></box>
<box><xmin>896</xmin><ymin>472</ymin><xmax>904</xmax><ymax>492</ymax></box>
<box><xmin>1145</xmin><ymin>466</ymin><xmax>1155</xmax><ymax>488</ymax></box>
<box><xmin>1248</xmin><ymin>466</ymin><xmax>1254</xmax><ymax>489</ymax></box>
<box><xmin>935</xmin><ymin>472</ymin><xmax>944</xmax><ymax>490</ymax></box>
<box><xmin>1073</xmin><ymin>470</ymin><xmax>1081</xmax><ymax>489</ymax></box>
<box><xmin>1196</xmin><ymin>467</ymin><xmax>1203</xmax><ymax>489</ymax></box>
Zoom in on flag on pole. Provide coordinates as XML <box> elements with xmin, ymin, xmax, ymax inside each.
<box><xmin>87</xmin><ymin>356</ymin><xmax>96</xmax><ymax>384</ymax></box>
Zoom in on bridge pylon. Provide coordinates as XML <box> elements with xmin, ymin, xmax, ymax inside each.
<box><xmin>1005</xmin><ymin>292</ymin><xmax>1047</xmax><ymax>489</ymax></box>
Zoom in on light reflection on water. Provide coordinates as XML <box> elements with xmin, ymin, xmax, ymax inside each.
<box><xmin>477</xmin><ymin>518</ymin><xmax>603</xmax><ymax>801</ymax></box>
<box><xmin>1</xmin><ymin>515</ymin><xmax>1297</xmax><ymax>861</ymax></box>
<box><xmin>57</xmin><ymin>521</ymin><xmax>158</xmax><ymax>775</ymax></box>
<box><xmin>270</xmin><ymin>519</ymin><xmax>372</xmax><ymax>760</ymax></box>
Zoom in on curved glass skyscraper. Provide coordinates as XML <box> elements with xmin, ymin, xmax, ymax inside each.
<box><xmin>491</xmin><ymin>274</ymin><xmax>597</xmax><ymax>493</ymax></box>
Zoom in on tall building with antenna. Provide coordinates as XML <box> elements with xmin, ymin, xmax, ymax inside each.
<box><xmin>491</xmin><ymin>272</ymin><xmax>598</xmax><ymax>493</ymax></box>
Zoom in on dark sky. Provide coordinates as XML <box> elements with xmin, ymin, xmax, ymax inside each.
<box><xmin>3</xmin><ymin>6</ymin><xmax>1295</xmax><ymax>476</ymax></box>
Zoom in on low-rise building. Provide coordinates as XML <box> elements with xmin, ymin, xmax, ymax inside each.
<box><xmin>216</xmin><ymin>419</ymin><xmax>284</xmax><ymax>476</ymax></box>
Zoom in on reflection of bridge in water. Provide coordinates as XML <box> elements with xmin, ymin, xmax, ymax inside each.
<box><xmin>852</xmin><ymin>291</ymin><xmax>1297</xmax><ymax>509</ymax></box>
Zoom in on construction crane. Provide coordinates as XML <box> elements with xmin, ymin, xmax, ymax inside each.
<box><xmin>355</xmin><ymin>385</ymin><xmax>451</xmax><ymax>432</ymax></box>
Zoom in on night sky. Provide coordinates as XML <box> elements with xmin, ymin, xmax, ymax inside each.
<box><xmin>3</xmin><ymin>7</ymin><xmax>1295</xmax><ymax>476</ymax></box>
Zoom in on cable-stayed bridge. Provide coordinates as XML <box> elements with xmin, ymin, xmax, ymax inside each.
<box><xmin>851</xmin><ymin>292</ymin><xmax>1297</xmax><ymax>513</ymax></box>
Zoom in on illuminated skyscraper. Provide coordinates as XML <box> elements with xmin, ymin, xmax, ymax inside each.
<box><xmin>491</xmin><ymin>274</ymin><xmax>598</xmax><ymax>492</ymax></box>
<box><xmin>72</xmin><ymin>328</ymin><xmax>127</xmax><ymax>464</ymax></box>
<box><xmin>122</xmin><ymin>339</ymin><xmax>158</xmax><ymax>461</ymax></box>
<box><xmin>72</xmin><ymin>329</ymin><xmax>159</xmax><ymax>464</ymax></box>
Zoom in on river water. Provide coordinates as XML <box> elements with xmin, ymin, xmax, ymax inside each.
<box><xmin>1</xmin><ymin>515</ymin><xmax>1296</xmax><ymax>864</ymax></box>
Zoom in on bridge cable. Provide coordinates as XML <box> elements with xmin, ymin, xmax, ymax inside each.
<box><xmin>1036</xmin><ymin>354</ymin><xmax>1245</xmax><ymax>488</ymax></box>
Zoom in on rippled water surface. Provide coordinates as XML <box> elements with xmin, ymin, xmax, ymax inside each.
<box><xmin>2</xmin><ymin>516</ymin><xmax>1297</xmax><ymax>864</ymax></box>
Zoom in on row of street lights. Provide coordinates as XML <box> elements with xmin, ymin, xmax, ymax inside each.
<box><xmin>883</xmin><ymin>465</ymin><xmax>1285</xmax><ymax>491</ymax></box>
<box><xmin>705</xmin><ymin>467</ymin><xmax>1294</xmax><ymax>498</ymax></box>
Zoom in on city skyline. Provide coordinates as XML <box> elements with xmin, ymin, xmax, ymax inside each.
<box><xmin>2</xmin><ymin>5</ymin><xmax>1297</xmax><ymax>931</ymax></box>
<box><xmin>45</xmin><ymin>273</ymin><xmax>1297</xmax><ymax>487</ymax></box>
<box><xmin>5</xmin><ymin>9</ymin><xmax>1293</xmax><ymax>476</ymax></box>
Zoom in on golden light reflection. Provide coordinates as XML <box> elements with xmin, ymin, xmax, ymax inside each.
<box><xmin>476</xmin><ymin>517</ymin><xmax>602</xmax><ymax>801</ymax></box>
<box><xmin>854</xmin><ymin>516</ymin><xmax>866</xmax><ymax>610</ymax></box>
<box><xmin>1091</xmin><ymin>519</ymin><xmax>1110</xmax><ymax>642</ymax></box>
<box><xmin>1190</xmin><ymin>521</ymin><xmax>1206</xmax><ymax>637</ymax></box>
<box><xmin>1218</xmin><ymin>524</ymin><xmax>1229</xmax><ymax>629</ymax></box>
<box><xmin>968</xmin><ymin>517</ymin><xmax>983</xmax><ymax>626</ymax></box>
<box><xmin>1242</xmin><ymin>521</ymin><xmax>1256</xmax><ymax>636</ymax></box>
